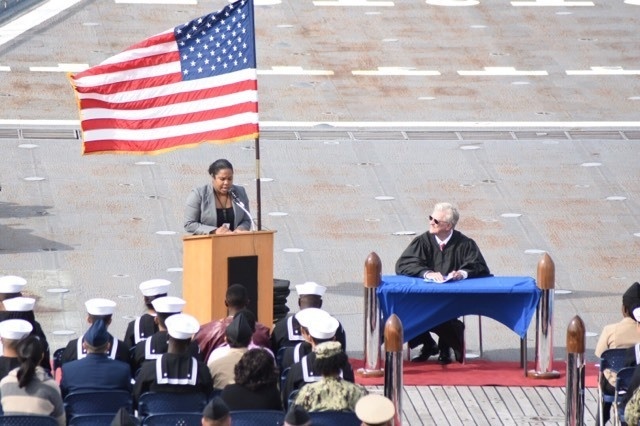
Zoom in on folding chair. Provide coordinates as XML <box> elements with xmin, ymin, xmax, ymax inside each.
<box><xmin>598</xmin><ymin>348</ymin><xmax>628</xmax><ymax>426</ymax></box>
<box><xmin>137</xmin><ymin>392</ymin><xmax>208</xmax><ymax>420</ymax></box>
<box><xmin>141</xmin><ymin>413</ymin><xmax>202</xmax><ymax>425</ymax></box>
<box><xmin>308</xmin><ymin>410</ymin><xmax>361</xmax><ymax>426</ymax></box>
<box><xmin>64</xmin><ymin>389</ymin><xmax>133</xmax><ymax>422</ymax></box>
<box><xmin>614</xmin><ymin>366</ymin><xmax>636</xmax><ymax>425</ymax></box>
<box><xmin>0</xmin><ymin>416</ymin><xmax>59</xmax><ymax>426</ymax></box>
<box><xmin>228</xmin><ymin>410</ymin><xmax>284</xmax><ymax>426</ymax></box>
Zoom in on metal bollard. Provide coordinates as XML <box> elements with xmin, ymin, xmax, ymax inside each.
<box><xmin>356</xmin><ymin>252</ymin><xmax>384</xmax><ymax>378</ymax></box>
<box><xmin>384</xmin><ymin>314</ymin><xmax>403</xmax><ymax>426</ymax></box>
<box><xmin>565</xmin><ymin>315</ymin><xmax>586</xmax><ymax>426</ymax></box>
<box><xmin>528</xmin><ymin>253</ymin><xmax>560</xmax><ymax>379</ymax></box>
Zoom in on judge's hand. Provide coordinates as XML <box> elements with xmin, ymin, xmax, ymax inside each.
<box><xmin>449</xmin><ymin>271</ymin><xmax>464</xmax><ymax>281</ymax></box>
<box><xmin>425</xmin><ymin>272</ymin><xmax>445</xmax><ymax>282</ymax></box>
<box><xmin>233</xmin><ymin>227</ymin><xmax>250</xmax><ymax>234</ymax></box>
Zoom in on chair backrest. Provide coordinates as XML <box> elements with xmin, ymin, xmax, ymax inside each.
<box><xmin>285</xmin><ymin>390</ymin><xmax>299</xmax><ymax>411</ymax></box>
<box><xmin>137</xmin><ymin>392</ymin><xmax>208</xmax><ymax>418</ymax></box>
<box><xmin>67</xmin><ymin>413</ymin><xmax>140</xmax><ymax>426</ymax></box>
<box><xmin>600</xmin><ymin>348</ymin><xmax>628</xmax><ymax>373</ymax></box>
<box><xmin>308</xmin><ymin>410</ymin><xmax>361</xmax><ymax>426</ymax></box>
<box><xmin>141</xmin><ymin>412</ymin><xmax>203</xmax><ymax>426</ymax></box>
<box><xmin>228</xmin><ymin>410</ymin><xmax>284</xmax><ymax>426</ymax></box>
<box><xmin>64</xmin><ymin>390</ymin><xmax>133</xmax><ymax>418</ymax></box>
<box><xmin>0</xmin><ymin>416</ymin><xmax>59</xmax><ymax>426</ymax></box>
<box><xmin>616</xmin><ymin>366</ymin><xmax>636</xmax><ymax>394</ymax></box>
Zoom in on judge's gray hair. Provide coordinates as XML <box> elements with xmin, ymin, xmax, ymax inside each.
<box><xmin>433</xmin><ymin>202</ymin><xmax>459</xmax><ymax>227</ymax></box>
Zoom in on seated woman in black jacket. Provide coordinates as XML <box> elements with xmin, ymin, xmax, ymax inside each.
<box><xmin>220</xmin><ymin>348</ymin><xmax>282</xmax><ymax>411</ymax></box>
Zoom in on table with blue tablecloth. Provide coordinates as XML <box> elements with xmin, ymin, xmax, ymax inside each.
<box><xmin>377</xmin><ymin>275</ymin><xmax>541</xmax><ymax>364</ymax></box>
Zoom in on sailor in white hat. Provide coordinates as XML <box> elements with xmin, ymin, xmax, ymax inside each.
<box><xmin>0</xmin><ymin>275</ymin><xmax>27</xmax><ymax>304</ymax></box>
<box><xmin>131</xmin><ymin>296</ymin><xmax>201</xmax><ymax>374</ymax></box>
<box><xmin>132</xmin><ymin>313</ymin><xmax>212</xmax><ymax>407</ymax></box>
<box><xmin>59</xmin><ymin>298</ymin><xmax>131</xmax><ymax>366</ymax></box>
<box><xmin>355</xmin><ymin>394</ymin><xmax>396</xmax><ymax>426</ymax></box>
<box><xmin>124</xmin><ymin>279</ymin><xmax>172</xmax><ymax>347</ymax></box>
<box><xmin>271</xmin><ymin>282</ymin><xmax>347</xmax><ymax>365</ymax></box>
<box><xmin>0</xmin><ymin>319</ymin><xmax>33</xmax><ymax>380</ymax></box>
<box><xmin>1</xmin><ymin>297</ymin><xmax>52</xmax><ymax>373</ymax></box>
<box><xmin>281</xmin><ymin>310</ymin><xmax>354</xmax><ymax>405</ymax></box>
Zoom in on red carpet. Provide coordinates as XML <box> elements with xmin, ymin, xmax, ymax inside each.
<box><xmin>351</xmin><ymin>359</ymin><xmax>598</xmax><ymax>388</ymax></box>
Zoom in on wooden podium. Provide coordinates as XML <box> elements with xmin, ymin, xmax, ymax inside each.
<box><xmin>182</xmin><ymin>230</ymin><xmax>275</xmax><ymax>326</ymax></box>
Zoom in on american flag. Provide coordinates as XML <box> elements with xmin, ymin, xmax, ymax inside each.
<box><xmin>70</xmin><ymin>0</ymin><xmax>258</xmax><ymax>155</ymax></box>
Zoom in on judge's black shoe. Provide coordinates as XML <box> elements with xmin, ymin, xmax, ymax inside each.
<box><xmin>437</xmin><ymin>351</ymin><xmax>452</xmax><ymax>365</ymax></box>
<box><xmin>411</xmin><ymin>345</ymin><xmax>439</xmax><ymax>362</ymax></box>
<box><xmin>453</xmin><ymin>349</ymin><xmax>464</xmax><ymax>364</ymax></box>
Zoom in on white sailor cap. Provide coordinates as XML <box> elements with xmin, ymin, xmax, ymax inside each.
<box><xmin>151</xmin><ymin>296</ymin><xmax>186</xmax><ymax>314</ymax></box>
<box><xmin>139</xmin><ymin>279</ymin><xmax>171</xmax><ymax>297</ymax></box>
<box><xmin>0</xmin><ymin>319</ymin><xmax>33</xmax><ymax>340</ymax></box>
<box><xmin>0</xmin><ymin>276</ymin><xmax>27</xmax><ymax>294</ymax></box>
<box><xmin>295</xmin><ymin>282</ymin><xmax>326</xmax><ymax>297</ymax></box>
<box><xmin>633</xmin><ymin>307</ymin><xmax>640</xmax><ymax>322</ymax></box>
<box><xmin>307</xmin><ymin>315</ymin><xmax>339</xmax><ymax>340</ymax></box>
<box><xmin>85</xmin><ymin>298</ymin><xmax>116</xmax><ymax>316</ymax></box>
<box><xmin>294</xmin><ymin>308</ymin><xmax>330</xmax><ymax>328</ymax></box>
<box><xmin>2</xmin><ymin>297</ymin><xmax>36</xmax><ymax>312</ymax></box>
<box><xmin>165</xmin><ymin>313</ymin><xmax>199</xmax><ymax>340</ymax></box>
<box><xmin>355</xmin><ymin>394</ymin><xmax>395</xmax><ymax>425</ymax></box>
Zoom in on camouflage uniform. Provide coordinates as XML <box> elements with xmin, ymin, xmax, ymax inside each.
<box><xmin>293</xmin><ymin>376</ymin><xmax>368</xmax><ymax>412</ymax></box>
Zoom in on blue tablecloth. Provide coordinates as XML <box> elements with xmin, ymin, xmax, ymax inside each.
<box><xmin>377</xmin><ymin>275</ymin><xmax>541</xmax><ymax>343</ymax></box>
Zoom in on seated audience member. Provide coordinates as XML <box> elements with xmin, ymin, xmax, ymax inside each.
<box><xmin>202</xmin><ymin>397</ymin><xmax>231</xmax><ymax>426</ymax></box>
<box><xmin>208</xmin><ymin>309</ymin><xmax>273</xmax><ymax>364</ymax></box>
<box><xmin>208</xmin><ymin>311</ymin><xmax>253</xmax><ymax>390</ymax></box>
<box><xmin>280</xmin><ymin>307</ymin><xmax>344</xmax><ymax>371</ymax></box>
<box><xmin>195</xmin><ymin>284</ymin><xmax>270</xmax><ymax>361</ymax></box>
<box><xmin>132</xmin><ymin>296</ymin><xmax>200</xmax><ymax>374</ymax></box>
<box><xmin>284</xmin><ymin>405</ymin><xmax>310</xmax><ymax>426</ymax></box>
<box><xmin>595</xmin><ymin>281</ymin><xmax>640</xmax><ymax>425</ymax></box>
<box><xmin>293</xmin><ymin>341</ymin><xmax>367</xmax><ymax>412</ymax></box>
<box><xmin>0</xmin><ymin>335</ymin><xmax>65</xmax><ymax>425</ymax></box>
<box><xmin>0</xmin><ymin>319</ymin><xmax>32</xmax><ymax>379</ymax></box>
<box><xmin>124</xmin><ymin>279</ymin><xmax>171</xmax><ymax>347</ymax></box>
<box><xmin>60</xmin><ymin>298</ymin><xmax>130</xmax><ymax>365</ymax></box>
<box><xmin>282</xmin><ymin>311</ymin><xmax>354</xmax><ymax>405</ymax></box>
<box><xmin>0</xmin><ymin>275</ymin><xmax>26</xmax><ymax>305</ymax></box>
<box><xmin>220</xmin><ymin>348</ymin><xmax>282</xmax><ymax>411</ymax></box>
<box><xmin>133</xmin><ymin>313</ymin><xmax>212</xmax><ymax>407</ymax></box>
<box><xmin>355</xmin><ymin>394</ymin><xmax>396</xmax><ymax>426</ymax></box>
<box><xmin>271</xmin><ymin>282</ymin><xmax>347</xmax><ymax>355</ymax></box>
<box><xmin>1</xmin><ymin>297</ymin><xmax>52</xmax><ymax>372</ymax></box>
<box><xmin>60</xmin><ymin>318</ymin><xmax>132</xmax><ymax>397</ymax></box>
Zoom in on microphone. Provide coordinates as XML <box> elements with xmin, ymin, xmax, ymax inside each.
<box><xmin>229</xmin><ymin>189</ymin><xmax>256</xmax><ymax>231</ymax></box>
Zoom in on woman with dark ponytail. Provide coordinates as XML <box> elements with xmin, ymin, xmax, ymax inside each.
<box><xmin>0</xmin><ymin>335</ymin><xmax>65</xmax><ymax>425</ymax></box>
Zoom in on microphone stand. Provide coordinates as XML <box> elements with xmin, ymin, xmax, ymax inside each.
<box><xmin>230</xmin><ymin>191</ymin><xmax>256</xmax><ymax>232</ymax></box>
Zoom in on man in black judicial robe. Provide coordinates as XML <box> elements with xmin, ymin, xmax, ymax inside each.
<box><xmin>395</xmin><ymin>202</ymin><xmax>491</xmax><ymax>364</ymax></box>
<box><xmin>133</xmin><ymin>313</ymin><xmax>212</xmax><ymax>408</ymax></box>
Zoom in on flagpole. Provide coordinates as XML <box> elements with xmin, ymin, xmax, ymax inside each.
<box><xmin>255</xmin><ymin>136</ymin><xmax>262</xmax><ymax>230</ymax></box>
<box><xmin>248</xmin><ymin>0</ymin><xmax>262</xmax><ymax>231</ymax></box>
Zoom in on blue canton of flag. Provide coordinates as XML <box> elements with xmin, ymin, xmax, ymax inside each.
<box><xmin>176</xmin><ymin>0</ymin><xmax>256</xmax><ymax>81</ymax></box>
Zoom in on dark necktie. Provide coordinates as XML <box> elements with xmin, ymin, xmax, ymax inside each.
<box><xmin>439</xmin><ymin>243</ymin><xmax>445</xmax><ymax>251</ymax></box>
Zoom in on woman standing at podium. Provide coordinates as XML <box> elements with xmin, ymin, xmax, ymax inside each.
<box><xmin>184</xmin><ymin>159</ymin><xmax>252</xmax><ymax>235</ymax></box>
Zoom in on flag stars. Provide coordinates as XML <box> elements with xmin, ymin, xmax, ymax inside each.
<box><xmin>197</xmin><ymin>52</ymin><xmax>203</xmax><ymax>58</ymax></box>
<box><xmin>189</xmin><ymin>46</ymin><xmax>195</xmax><ymax>52</ymax></box>
<box><xmin>196</xmin><ymin>38</ymin><xmax>201</xmax><ymax>44</ymax></box>
<box><xmin>198</xmin><ymin>67</ymin><xmax>203</xmax><ymax>73</ymax></box>
<box><xmin>190</xmin><ymin>61</ymin><xmax>196</xmax><ymax>67</ymax></box>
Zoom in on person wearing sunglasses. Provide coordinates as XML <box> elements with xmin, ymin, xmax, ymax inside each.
<box><xmin>395</xmin><ymin>202</ymin><xmax>491</xmax><ymax>364</ymax></box>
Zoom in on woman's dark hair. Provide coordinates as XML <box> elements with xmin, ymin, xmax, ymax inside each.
<box><xmin>208</xmin><ymin>159</ymin><xmax>233</xmax><ymax>177</ymax></box>
<box><xmin>313</xmin><ymin>350</ymin><xmax>348</xmax><ymax>377</ymax></box>
<box><xmin>234</xmin><ymin>348</ymin><xmax>278</xmax><ymax>391</ymax></box>
<box><xmin>16</xmin><ymin>335</ymin><xmax>44</xmax><ymax>388</ymax></box>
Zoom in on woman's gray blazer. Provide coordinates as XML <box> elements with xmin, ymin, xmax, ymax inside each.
<box><xmin>184</xmin><ymin>184</ymin><xmax>251</xmax><ymax>234</ymax></box>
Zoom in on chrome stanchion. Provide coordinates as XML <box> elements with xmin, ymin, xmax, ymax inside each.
<box><xmin>384</xmin><ymin>314</ymin><xmax>403</xmax><ymax>426</ymax></box>
<box><xmin>357</xmin><ymin>252</ymin><xmax>384</xmax><ymax>378</ymax></box>
<box><xmin>565</xmin><ymin>315</ymin><xmax>586</xmax><ymax>426</ymax></box>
